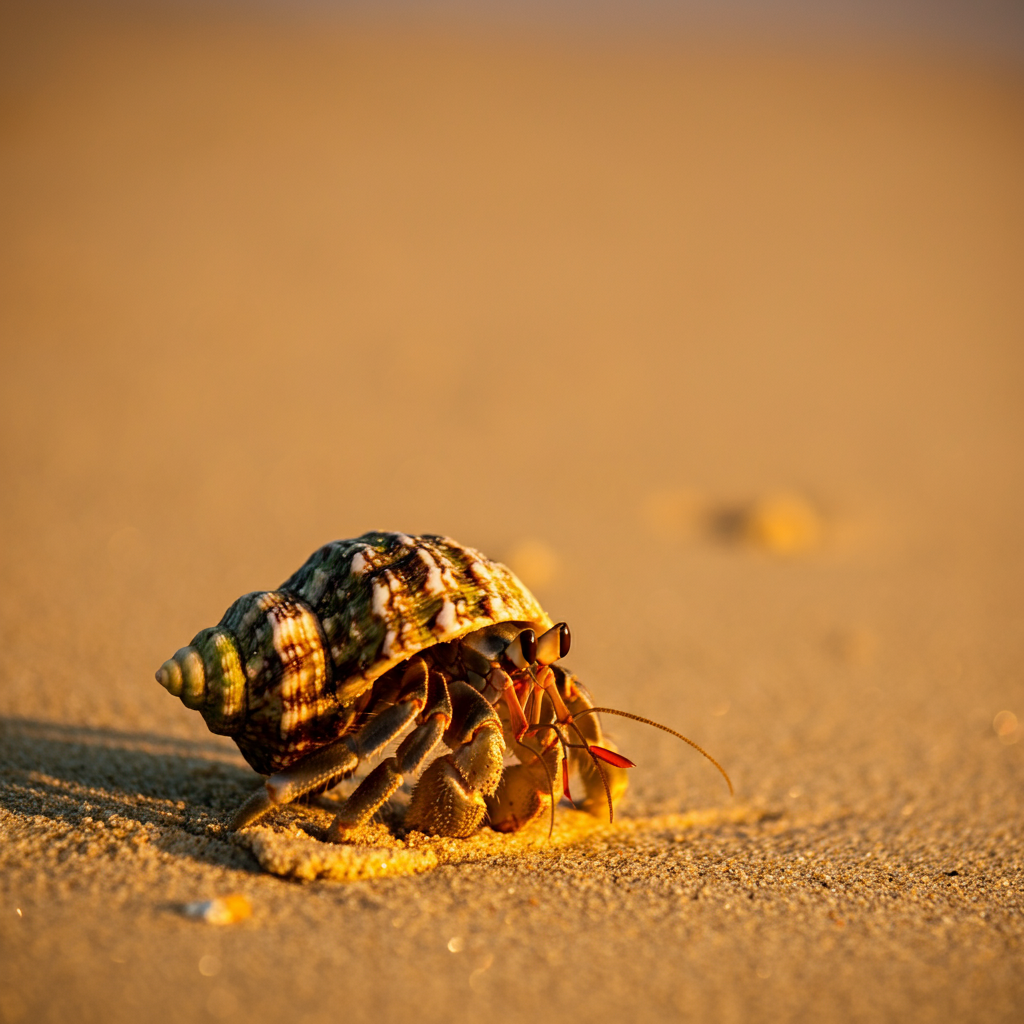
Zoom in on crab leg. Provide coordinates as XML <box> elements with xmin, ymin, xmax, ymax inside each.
<box><xmin>326</xmin><ymin>663</ymin><xmax>452</xmax><ymax>838</ymax></box>
<box><xmin>230</xmin><ymin>658</ymin><xmax>432</xmax><ymax>831</ymax></box>
<box><xmin>403</xmin><ymin>680</ymin><xmax>506</xmax><ymax>838</ymax></box>
<box><xmin>485</xmin><ymin>727</ymin><xmax>563</xmax><ymax>834</ymax></box>
<box><xmin>230</xmin><ymin>694</ymin><xmax>425</xmax><ymax>829</ymax></box>
<box><xmin>228</xmin><ymin>737</ymin><xmax>362</xmax><ymax>830</ymax></box>
<box><xmin>554</xmin><ymin>669</ymin><xmax>630</xmax><ymax>818</ymax></box>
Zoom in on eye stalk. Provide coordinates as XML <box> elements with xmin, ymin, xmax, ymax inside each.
<box><xmin>536</xmin><ymin>622</ymin><xmax>571</xmax><ymax>665</ymax></box>
<box><xmin>503</xmin><ymin>629</ymin><xmax>536</xmax><ymax>671</ymax></box>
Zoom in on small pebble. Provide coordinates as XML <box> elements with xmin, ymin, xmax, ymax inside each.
<box><xmin>183</xmin><ymin>895</ymin><xmax>252</xmax><ymax>925</ymax></box>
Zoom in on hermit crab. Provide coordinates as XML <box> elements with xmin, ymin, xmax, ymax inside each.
<box><xmin>156</xmin><ymin>532</ymin><xmax>731</xmax><ymax>838</ymax></box>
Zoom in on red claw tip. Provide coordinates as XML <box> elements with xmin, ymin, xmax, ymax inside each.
<box><xmin>590</xmin><ymin>746</ymin><xmax>636</xmax><ymax>769</ymax></box>
<box><xmin>561</xmin><ymin>758</ymin><xmax>576</xmax><ymax>806</ymax></box>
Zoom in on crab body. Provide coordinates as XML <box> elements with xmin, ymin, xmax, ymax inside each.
<box><xmin>156</xmin><ymin>532</ymin><xmax>632</xmax><ymax>838</ymax></box>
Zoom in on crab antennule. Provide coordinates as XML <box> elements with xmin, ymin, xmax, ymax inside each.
<box><xmin>555</xmin><ymin>683</ymin><xmax>619</xmax><ymax>820</ymax></box>
<box><xmin>513</xmin><ymin>733</ymin><xmax>558</xmax><ymax>839</ymax></box>
<box><xmin>541</xmin><ymin>750</ymin><xmax>556</xmax><ymax>839</ymax></box>
<box><xmin>567</xmin><ymin>724</ymin><xmax>615</xmax><ymax>819</ymax></box>
<box><xmin>535</xmin><ymin>665</ymin><xmax>573</xmax><ymax>722</ymax></box>
<box><xmin>532</xmin><ymin>675</ymin><xmax>618</xmax><ymax>823</ymax></box>
<box><xmin>592</xmin><ymin>756</ymin><xmax>614</xmax><ymax>822</ymax></box>
<box><xmin>573</xmin><ymin>707</ymin><xmax>734</xmax><ymax>796</ymax></box>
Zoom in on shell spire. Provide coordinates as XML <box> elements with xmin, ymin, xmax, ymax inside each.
<box><xmin>155</xmin><ymin>626</ymin><xmax>248</xmax><ymax>736</ymax></box>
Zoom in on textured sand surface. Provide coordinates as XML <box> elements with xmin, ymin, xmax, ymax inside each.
<box><xmin>1</xmin><ymin>4</ymin><xmax>1022</xmax><ymax>1022</ymax></box>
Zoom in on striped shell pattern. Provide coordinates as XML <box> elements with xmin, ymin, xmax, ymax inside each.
<box><xmin>157</xmin><ymin>532</ymin><xmax>551</xmax><ymax>775</ymax></box>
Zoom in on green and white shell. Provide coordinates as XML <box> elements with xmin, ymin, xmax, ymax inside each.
<box><xmin>156</xmin><ymin>532</ymin><xmax>551</xmax><ymax>775</ymax></box>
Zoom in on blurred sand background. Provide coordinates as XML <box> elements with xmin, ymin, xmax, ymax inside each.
<box><xmin>1</xmin><ymin>1</ymin><xmax>1022</xmax><ymax>1021</ymax></box>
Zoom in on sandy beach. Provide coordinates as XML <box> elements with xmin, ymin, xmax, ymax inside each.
<box><xmin>1</xmin><ymin>3</ymin><xmax>1022</xmax><ymax>1022</ymax></box>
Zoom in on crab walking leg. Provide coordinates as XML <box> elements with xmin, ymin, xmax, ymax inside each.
<box><xmin>229</xmin><ymin>737</ymin><xmax>361</xmax><ymax>830</ymax></box>
<box><xmin>325</xmin><ymin>665</ymin><xmax>452</xmax><ymax>839</ymax></box>
<box><xmin>404</xmin><ymin>679</ymin><xmax>506</xmax><ymax>838</ymax></box>
<box><xmin>555</xmin><ymin>668</ymin><xmax>630</xmax><ymax>818</ymax></box>
<box><xmin>485</xmin><ymin>730</ymin><xmax>563</xmax><ymax>833</ymax></box>
<box><xmin>490</xmin><ymin>663</ymin><xmax>626</xmax><ymax>822</ymax></box>
<box><xmin>230</xmin><ymin>658</ymin><xmax>431</xmax><ymax>831</ymax></box>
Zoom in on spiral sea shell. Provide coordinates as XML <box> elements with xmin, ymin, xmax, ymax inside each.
<box><xmin>156</xmin><ymin>532</ymin><xmax>550</xmax><ymax>775</ymax></box>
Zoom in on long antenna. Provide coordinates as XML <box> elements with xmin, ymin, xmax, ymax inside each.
<box><xmin>572</xmin><ymin>707</ymin><xmax>733</xmax><ymax>796</ymax></box>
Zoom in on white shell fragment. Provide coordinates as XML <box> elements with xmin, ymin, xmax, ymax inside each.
<box><xmin>182</xmin><ymin>894</ymin><xmax>252</xmax><ymax>925</ymax></box>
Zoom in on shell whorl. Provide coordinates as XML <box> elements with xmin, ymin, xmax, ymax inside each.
<box><xmin>282</xmin><ymin>532</ymin><xmax>552</xmax><ymax>703</ymax></box>
<box><xmin>156</xmin><ymin>532</ymin><xmax>551</xmax><ymax>775</ymax></box>
<box><xmin>155</xmin><ymin>626</ymin><xmax>247</xmax><ymax>735</ymax></box>
<box><xmin>157</xmin><ymin>592</ymin><xmax>339</xmax><ymax>773</ymax></box>
<box><xmin>221</xmin><ymin>591</ymin><xmax>338</xmax><ymax>773</ymax></box>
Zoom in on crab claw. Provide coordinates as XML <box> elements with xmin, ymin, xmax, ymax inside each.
<box><xmin>589</xmin><ymin>745</ymin><xmax>636</xmax><ymax>769</ymax></box>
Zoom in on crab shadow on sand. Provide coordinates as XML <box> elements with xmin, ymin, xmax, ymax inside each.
<box><xmin>0</xmin><ymin>715</ymin><xmax>777</xmax><ymax>882</ymax></box>
<box><xmin>0</xmin><ymin>715</ymin><xmax>267</xmax><ymax>871</ymax></box>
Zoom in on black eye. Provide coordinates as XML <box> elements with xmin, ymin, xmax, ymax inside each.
<box><xmin>536</xmin><ymin>622</ymin><xmax>571</xmax><ymax>665</ymax></box>
<box><xmin>519</xmin><ymin>629</ymin><xmax>537</xmax><ymax>666</ymax></box>
<box><xmin>502</xmin><ymin>629</ymin><xmax>536</xmax><ymax>671</ymax></box>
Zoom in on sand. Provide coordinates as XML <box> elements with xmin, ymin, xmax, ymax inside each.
<box><xmin>0</xmin><ymin>4</ymin><xmax>1022</xmax><ymax>1022</ymax></box>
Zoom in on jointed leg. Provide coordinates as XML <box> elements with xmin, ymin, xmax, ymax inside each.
<box><xmin>485</xmin><ymin>728</ymin><xmax>563</xmax><ymax>833</ymax></box>
<box><xmin>558</xmin><ymin>673</ymin><xmax>630</xmax><ymax>818</ymax></box>
<box><xmin>485</xmin><ymin>661</ymin><xmax>630</xmax><ymax>827</ymax></box>
<box><xmin>229</xmin><ymin>736</ymin><xmax>362</xmax><ymax>830</ymax></box>
<box><xmin>403</xmin><ymin>679</ymin><xmax>506</xmax><ymax>838</ymax></box>
<box><xmin>326</xmin><ymin>661</ymin><xmax>451</xmax><ymax>839</ymax></box>
<box><xmin>230</xmin><ymin>658</ymin><xmax>431</xmax><ymax>831</ymax></box>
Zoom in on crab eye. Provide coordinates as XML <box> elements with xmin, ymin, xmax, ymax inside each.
<box><xmin>503</xmin><ymin>629</ymin><xmax>535</xmax><ymax>671</ymax></box>
<box><xmin>536</xmin><ymin>622</ymin><xmax>571</xmax><ymax>665</ymax></box>
<box><xmin>557</xmin><ymin>622</ymin><xmax>570</xmax><ymax>658</ymax></box>
<box><xmin>520</xmin><ymin>629</ymin><xmax>537</xmax><ymax>666</ymax></box>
